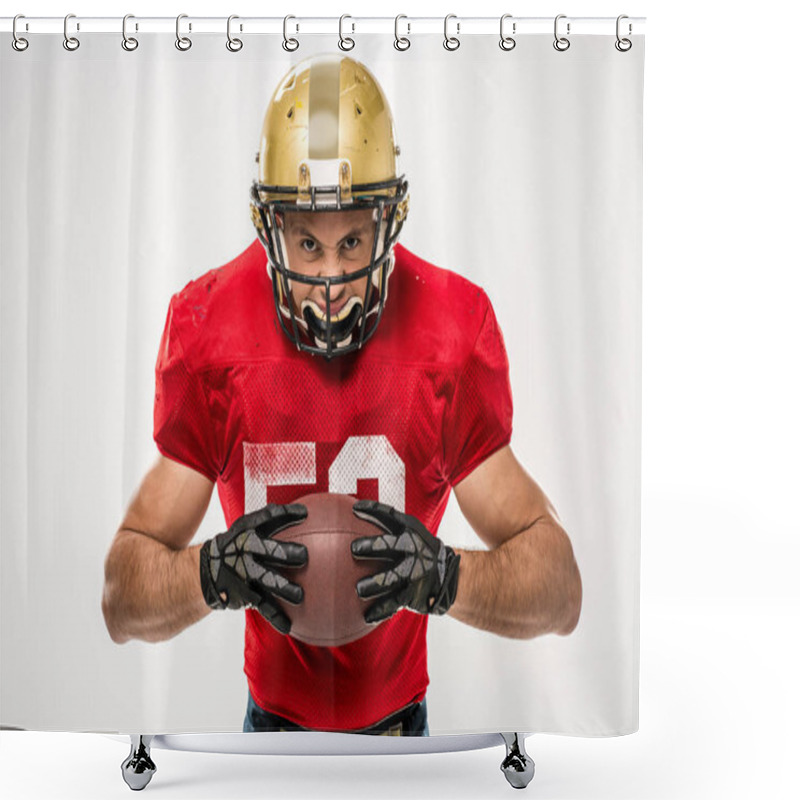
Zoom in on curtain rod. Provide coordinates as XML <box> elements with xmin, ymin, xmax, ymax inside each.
<box><xmin>1</xmin><ymin>16</ymin><xmax>646</xmax><ymax>36</ymax></box>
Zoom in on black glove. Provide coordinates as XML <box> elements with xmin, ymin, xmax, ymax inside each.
<box><xmin>350</xmin><ymin>500</ymin><xmax>460</xmax><ymax>624</ymax></box>
<box><xmin>199</xmin><ymin>503</ymin><xmax>308</xmax><ymax>635</ymax></box>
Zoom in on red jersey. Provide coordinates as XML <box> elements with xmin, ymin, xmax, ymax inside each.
<box><xmin>154</xmin><ymin>240</ymin><xmax>513</xmax><ymax>730</ymax></box>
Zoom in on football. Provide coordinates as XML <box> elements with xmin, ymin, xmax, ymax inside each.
<box><xmin>272</xmin><ymin>492</ymin><xmax>391</xmax><ymax>647</ymax></box>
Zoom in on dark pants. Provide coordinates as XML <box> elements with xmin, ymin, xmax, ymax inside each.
<box><xmin>243</xmin><ymin>692</ymin><xmax>430</xmax><ymax>736</ymax></box>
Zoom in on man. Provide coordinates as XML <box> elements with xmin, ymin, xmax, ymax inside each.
<box><xmin>102</xmin><ymin>55</ymin><xmax>581</xmax><ymax>737</ymax></box>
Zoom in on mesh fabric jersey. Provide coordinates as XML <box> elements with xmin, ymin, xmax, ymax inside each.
<box><xmin>154</xmin><ymin>240</ymin><xmax>513</xmax><ymax>730</ymax></box>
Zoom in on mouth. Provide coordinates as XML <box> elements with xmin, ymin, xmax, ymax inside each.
<box><xmin>299</xmin><ymin>293</ymin><xmax>364</xmax><ymax>353</ymax></box>
<box><xmin>302</xmin><ymin>295</ymin><xmax>360</xmax><ymax>324</ymax></box>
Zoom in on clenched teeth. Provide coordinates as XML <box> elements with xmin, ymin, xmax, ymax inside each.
<box><xmin>302</xmin><ymin>295</ymin><xmax>361</xmax><ymax>324</ymax></box>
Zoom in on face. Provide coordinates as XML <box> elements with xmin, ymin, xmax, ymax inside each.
<box><xmin>279</xmin><ymin>208</ymin><xmax>376</xmax><ymax>321</ymax></box>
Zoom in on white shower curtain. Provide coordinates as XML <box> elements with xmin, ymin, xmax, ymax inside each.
<box><xmin>1</xmin><ymin>26</ymin><xmax>643</xmax><ymax>736</ymax></box>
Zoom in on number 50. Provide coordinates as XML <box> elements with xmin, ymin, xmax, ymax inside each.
<box><xmin>243</xmin><ymin>435</ymin><xmax>405</xmax><ymax>513</ymax></box>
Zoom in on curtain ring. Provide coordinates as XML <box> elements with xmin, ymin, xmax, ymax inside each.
<box><xmin>394</xmin><ymin>15</ymin><xmax>410</xmax><ymax>51</ymax></box>
<box><xmin>499</xmin><ymin>14</ymin><xmax>516</xmax><ymax>51</ymax></box>
<box><xmin>175</xmin><ymin>14</ymin><xmax>192</xmax><ymax>51</ymax></box>
<box><xmin>615</xmin><ymin>15</ymin><xmax>632</xmax><ymax>52</ymax></box>
<box><xmin>12</xmin><ymin>15</ymin><xmax>29</xmax><ymax>52</ymax></box>
<box><xmin>226</xmin><ymin>15</ymin><xmax>243</xmax><ymax>52</ymax></box>
<box><xmin>443</xmin><ymin>14</ymin><xmax>460</xmax><ymax>51</ymax></box>
<box><xmin>553</xmin><ymin>14</ymin><xmax>570</xmax><ymax>52</ymax></box>
<box><xmin>339</xmin><ymin>15</ymin><xmax>355</xmax><ymax>51</ymax></box>
<box><xmin>283</xmin><ymin>15</ymin><xmax>299</xmax><ymax>52</ymax></box>
<box><xmin>63</xmin><ymin>13</ymin><xmax>80</xmax><ymax>51</ymax></box>
<box><xmin>122</xmin><ymin>14</ymin><xmax>139</xmax><ymax>51</ymax></box>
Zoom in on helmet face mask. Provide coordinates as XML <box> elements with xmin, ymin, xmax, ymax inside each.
<box><xmin>250</xmin><ymin>55</ymin><xmax>410</xmax><ymax>360</ymax></box>
<box><xmin>252</xmin><ymin>188</ymin><xmax>408</xmax><ymax>359</ymax></box>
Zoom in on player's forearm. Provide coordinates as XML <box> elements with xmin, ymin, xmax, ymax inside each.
<box><xmin>448</xmin><ymin>517</ymin><xmax>582</xmax><ymax>639</ymax></box>
<box><xmin>102</xmin><ymin>530</ymin><xmax>211</xmax><ymax>644</ymax></box>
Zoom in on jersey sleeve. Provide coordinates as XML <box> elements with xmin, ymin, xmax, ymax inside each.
<box><xmin>442</xmin><ymin>294</ymin><xmax>514</xmax><ymax>486</ymax></box>
<box><xmin>153</xmin><ymin>295</ymin><xmax>219</xmax><ymax>483</ymax></box>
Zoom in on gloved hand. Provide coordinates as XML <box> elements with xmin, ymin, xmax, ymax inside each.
<box><xmin>350</xmin><ymin>500</ymin><xmax>460</xmax><ymax>624</ymax></box>
<box><xmin>199</xmin><ymin>503</ymin><xmax>308</xmax><ymax>635</ymax></box>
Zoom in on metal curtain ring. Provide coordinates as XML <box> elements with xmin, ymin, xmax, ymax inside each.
<box><xmin>443</xmin><ymin>14</ymin><xmax>460</xmax><ymax>51</ymax></box>
<box><xmin>394</xmin><ymin>15</ymin><xmax>410</xmax><ymax>51</ymax></box>
<box><xmin>499</xmin><ymin>14</ymin><xmax>516</xmax><ymax>51</ymax></box>
<box><xmin>63</xmin><ymin>13</ymin><xmax>80</xmax><ymax>51</ymax></box>
<box><xmin>283</xmin><ymin>15</ymin><xmax>299</xmax><ymax>52</ymax></box>
<box><xmin>226</xmin><ymin>15</ymin><xmax>243</xmax><ymax>52</ymax></box>
<box><xmin>175</xmin><ymin>14</ymin><xmax>192</xmax><ymax>51</ymax></box>
<box><xmin>12</xmin><ymin>15</ymin><xmax>29</xmax><ymax>51</ymax></box>
<box><xmin>122</xmin><ymin>14</ymin><xmax>138</xmax><ymax>51</ymax></box>
<box><xmin>615</xmin><ymin>14</ymin><xmax>632</xmax><ymax>51</ymax></box>
<box><xmin>339</xmin><ymin>15</ymin><xmax>355</xmax><ymax>51</ymax></box>
<box><xmin>553</xmin><ymin>14</ymin><xmax>570</xmax><ymax>52</ymax></box>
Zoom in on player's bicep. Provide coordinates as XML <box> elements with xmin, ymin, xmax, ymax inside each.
<box><xmin>453</xmin><ymin>445</ymin><xmax>558</xmax><ymax>550</ymax></box>
<box><xmin>117</xmin><ymin>455</ymin><xmax>215</xmax><ymax>550</ymax></box>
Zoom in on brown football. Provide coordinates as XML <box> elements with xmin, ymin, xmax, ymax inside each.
<box><xmin>271</xmin><ymin>492</ymin><xmax>391</xmax><ymax>647</ymax></box>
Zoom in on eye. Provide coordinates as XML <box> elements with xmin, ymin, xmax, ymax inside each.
<box><xmin>342</xmin><ymin>236</ymin><xmax>360</xmax><ymax>251</ymax></box>
<box><xmin>300</xmin><ymin>238</ymin><xmax>317</xmax><ymax>253</ymax></box>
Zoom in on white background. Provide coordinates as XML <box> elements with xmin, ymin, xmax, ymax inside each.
<box><xmin>1</xmin><ymin>1</ymin><xmax>798</xmax><ymax>799</ymax></box>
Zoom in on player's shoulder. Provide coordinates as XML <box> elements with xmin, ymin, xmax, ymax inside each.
<box><xmin>171</xmin><ymin>238</ymin><xmax>265</xmax><ymax>313</ymax></box>
<box><xmin>385</xmin><ymin>244</ymin><xmax>493</xmax><ymax>364</ymax></box>
<box><xmin>164</xmin><ymin>240</ymin><xmax>274</xmax><ymax>369</ymax></box>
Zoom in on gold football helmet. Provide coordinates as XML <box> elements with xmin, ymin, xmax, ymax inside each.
<box><xmin>250</xmin><ymin>55</ymin><xmax>409</xmax><ymax>359</ymax></box>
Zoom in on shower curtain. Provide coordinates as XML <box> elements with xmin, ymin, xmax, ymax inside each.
<box><xmin>1</xmin><ymin>20</ymin><xmax>644</xmax><ymax>738</ymax></box>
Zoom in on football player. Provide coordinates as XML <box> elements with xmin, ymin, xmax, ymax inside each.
<box><xmin>102</xmin><ymin>55</ymin><xmax>582</xmax><ymax>736</ymax></box>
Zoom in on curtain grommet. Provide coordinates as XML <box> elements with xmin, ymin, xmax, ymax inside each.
<box><xmin>338</xmin><ymin>15</ymin><xmax>355</xmax><ymax>51</ymax></box>
<box><xmin>499</xmin><ymin>14</ymin><xmax>516</xmax><ymax>51</ymax></box>
<box><xmin>63</xmin><ymin>13</ymin><xmax>80</xmax><ymax>51</ymax></box>
<box><xmin>443</xmin><ymin>14</ymin><xmax>460</xmax><ymax>51</ymax></box>
<box><xmin>226</xmin><ymin>15</ymin><xmax>243</xmax><ymax>52</ymax></box>
<box><xmin>122</xmin><ymin>14</ymin><xmax>139</xmax><ymax>51</ymax></box>
<box><xmin>12</xmin><ymin>15</ymin><xmax>29</xmax><ymax>51</ymax></box>
<box><xmin>282</xmin><ymin>15</ymin><xmax>299</xmax><ymax>52</ymax></box>
<box><xmin>553</xmin><ymin>14</ymin><xmax>570</xmax><ymax>52</ymax></box>
<box><xmin>175</xmin><ymin>14</ymin><xmax>192</xmax><ymax>51</ymax></box>
<box><xmin>394</xmin><ymin>15</ymin><xmax>410</xmax><ymax>51</ymax></box>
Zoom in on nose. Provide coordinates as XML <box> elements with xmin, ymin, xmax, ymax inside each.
<box><xmin>314</xmin><ymin>253</ymin><xmax>349</xmax><ymax>300</ymax></box>
<box><xmin>315</xmin><ymin>250</ymin><xmax>347</xmax><ymax>278</ymax></box>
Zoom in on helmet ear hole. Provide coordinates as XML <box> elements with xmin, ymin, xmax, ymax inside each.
<box><xmin>249</xmin><ymin>203</ymin><xmax>264</xmax><ymax>232</ymax></box>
